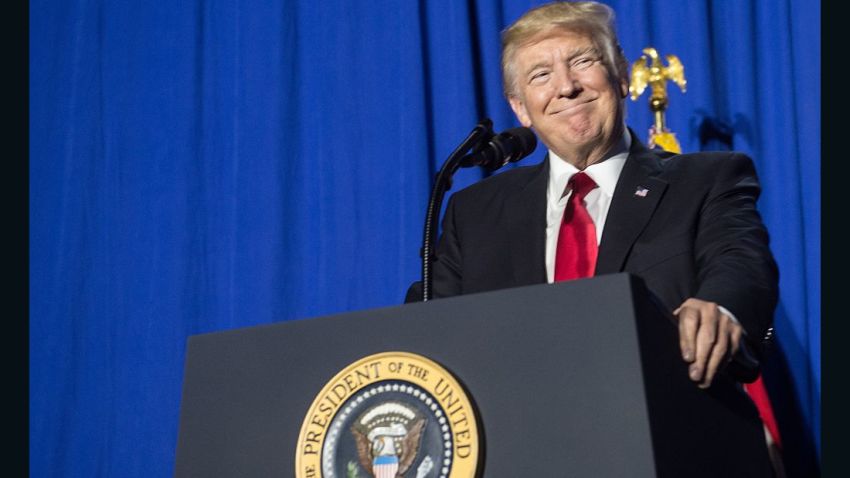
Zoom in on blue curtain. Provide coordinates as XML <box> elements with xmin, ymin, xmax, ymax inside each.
<box><xmin>30</xmin><ymin>0</ymin><xmax>819</xmax><ymax>476</ymax></box>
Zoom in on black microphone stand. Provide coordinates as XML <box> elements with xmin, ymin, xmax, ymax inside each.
<box><xmin>421</xmin><ymin>118</ymin><xmax>494</xmax><ymax>301</ymax></box>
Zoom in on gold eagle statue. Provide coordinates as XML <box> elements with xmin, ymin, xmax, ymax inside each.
<box><xmin>629</xmin><ymin>47</ymin><xmax>686</xmax><ymax>101</ymax></box>
<box><xmin>629</xmin><ymin>47</ymin><xmax>687</xmax><ymax>153</ymax></box>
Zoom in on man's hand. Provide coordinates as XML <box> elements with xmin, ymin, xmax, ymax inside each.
<box><xmin>674</xmin><ymin>298</ymin><xmax>743</xmax><ymax>389</ymax></box>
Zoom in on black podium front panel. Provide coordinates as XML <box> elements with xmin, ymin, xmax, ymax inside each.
<box><xmin>175</xmin><ymin>274</ymin><xmax>660</xmax><ymax>477</ymax></box>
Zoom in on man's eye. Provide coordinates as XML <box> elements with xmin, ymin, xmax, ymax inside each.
<box><xmin>530</xmin><ymin>71</ymin><xmax>550</xmax><ymax>82</ymax></box>
<box><xmin>571</xmin><ymin>57</ymin><xmax>596</xmax><ymax>71</ymax></box>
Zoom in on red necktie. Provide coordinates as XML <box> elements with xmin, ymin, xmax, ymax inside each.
<box><xmin>554</xmin><ymin>172</ymin><xmax>599</xmax><ymax>281</ymax></box>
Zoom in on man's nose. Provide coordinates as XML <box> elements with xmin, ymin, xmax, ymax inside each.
<box><xmin>557</xmin><ymin>68</ymin><xmax>581</xmax><ymax>97</ymax></box>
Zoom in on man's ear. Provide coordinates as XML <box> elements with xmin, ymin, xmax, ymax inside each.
<box><xmin>619</xmin><ymin>76</ymin><xmax>629</xmax><ymax>98</ymax></box>
<box><xmin>508</xmin><ymin>95</ymin><xmax>532</xmax><ymax>127</ymax></box>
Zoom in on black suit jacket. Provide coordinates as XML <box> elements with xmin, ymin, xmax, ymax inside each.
<box><xmin>411</xmin><ymin>135</ymin><xmax>779</xmax><ymax>476</ymax></box>
<box><xmin>429</xmin><ymin>134</ymin><xmax>778</xmax><ymax>356</ymax></box>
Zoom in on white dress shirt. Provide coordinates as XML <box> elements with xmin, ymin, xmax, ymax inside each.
<box><xmin>544</xmin><ymin>130</ymin><xmax>630</xmax><ymax>283</ymax></box>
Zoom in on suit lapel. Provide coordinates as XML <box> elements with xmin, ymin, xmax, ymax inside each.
<box><xmin>595</xmin><ymin>137</ymin><xmax>669</xmax><ymax>275</ymax></box>
<box><xmin>505</xmin><ymin>159</ymin><xmax>549</xmax><ymax>285</ymax></box>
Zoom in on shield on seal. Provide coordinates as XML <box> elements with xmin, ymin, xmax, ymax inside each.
<box><xmin>372</xmin><ymin>455</ymin><xmax>399</xmax><ymax>478</ymax></box>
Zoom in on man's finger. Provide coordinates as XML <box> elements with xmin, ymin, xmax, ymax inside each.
<box><xmin>691</xmin><ymin>307</ymin><xmax>719</xmax><ymax>383</ymax></box>
<box><xmin>677</xmin><ymin>306</ymin><xmax>698</xmax><ymax>363</ymax></box>
<box><xmin>729</xmin><ymin>321</ymin><xmax>743</xmax><ymax>357</ymax></box>
<box><xmin>700</xmin><ymin>319</ymin><xmax>730</xmax><ymax>388</ymax></box>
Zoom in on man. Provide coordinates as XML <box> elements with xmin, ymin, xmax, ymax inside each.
<box><xmin>417</xmin><ymin>2</ymin><xmax>779</xmax><ymax>476</ymax></box>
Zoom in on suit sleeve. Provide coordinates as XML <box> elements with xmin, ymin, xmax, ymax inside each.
<box><xmin>692</xmin><ymin>153</ymin><xmax>779</xmax><ymax>354</ymax></box>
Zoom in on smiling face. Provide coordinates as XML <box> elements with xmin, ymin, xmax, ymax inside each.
<box><xmin>507</xmin><ymin>29</ymin><xmax>628</xmax><ymax>168</ymax></box>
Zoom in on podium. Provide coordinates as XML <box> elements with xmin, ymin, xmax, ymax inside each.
<box><xmin>175</xmin><ymin>273</ymin><xmax>769</xmax><ymax>477</ymax></box>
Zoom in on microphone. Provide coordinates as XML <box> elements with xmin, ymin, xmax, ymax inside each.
<box><xmin>462</xmin><ymin>127</ymin><xmax>537</xmax><ymax>170</ymax></box>
<box><xmin>419</xmin><ymin>119</ymin><xmax>535</xmax><ymax>301</ymax></box>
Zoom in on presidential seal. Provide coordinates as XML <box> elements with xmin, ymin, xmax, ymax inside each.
<box><xmin>296</xmin><ymin>352</ymin><xmax>480</xmax><ymax>478</ymax></box>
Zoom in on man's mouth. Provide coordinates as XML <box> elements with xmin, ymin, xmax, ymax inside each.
<box><xmin>550</xmin><ymin>98</ymin><xmax>595</xmax><ymax>116</ymax></box>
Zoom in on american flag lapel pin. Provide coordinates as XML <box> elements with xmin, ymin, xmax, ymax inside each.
<box><xmin>634</xmin><ymin>186</ymin><xmax>649</xmax><ymax>197</ymax></box>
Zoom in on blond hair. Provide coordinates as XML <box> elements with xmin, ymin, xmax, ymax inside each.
<box><xmin>501</xmin><ymin>1</ymin><xmax>628</xmax><ymax>97</ymax></box>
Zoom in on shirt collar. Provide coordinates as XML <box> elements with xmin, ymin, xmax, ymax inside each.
<box><xmin>547</xmin><ymin>128</ymin><xmax>631</xmax><ymax>199</ymax></box>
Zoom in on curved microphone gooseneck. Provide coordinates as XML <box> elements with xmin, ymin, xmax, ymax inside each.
<box><xmin>421</xmin><ymin>119</ymin><xmax>537</xmax><ymax>301</ymax></box>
